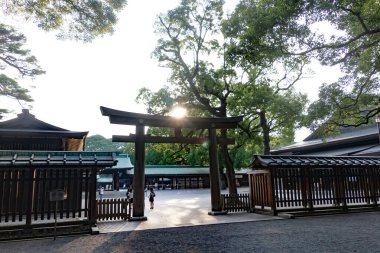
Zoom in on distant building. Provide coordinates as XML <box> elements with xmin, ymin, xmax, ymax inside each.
<box><xmin>98</xmin><ymin>153</ymin><xmax>134</xmax><ymax>190</ymax></box>
<box><xmin>0</xmin><ymin>109</ymin><xmax>88</xmax><ymax>151</ymax></box>
<box><xmin>100</xmin><ymin>154</ymin><xmax>249</xmax><ymax>190</ymax></box>
<box><xmin>272</xmin><ymin>123</ymin><xmax>380</xmax><ymax>156</ymax></box>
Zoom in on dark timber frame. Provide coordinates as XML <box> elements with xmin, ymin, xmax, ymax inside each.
<box><xmin>101</xmin><ymin>106</ymin><xmax>243</xmax><ymax>219</ymax></box>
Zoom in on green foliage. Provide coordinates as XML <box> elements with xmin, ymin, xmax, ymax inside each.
<box><xmin>0</xmin><ymin>24</ymin><xmax>45</xmax><ymax>118</ymax></box>
<box><xmin>144</xmin><ymin>127</ymin><xmax>210</xmax><ymax>165</ymax></box>
<box><xmin>85</xmin><ymin>134</ymin><xmax>125</xmax><ymax>152</ymax></box>
<box><xmin>3</xmin><ymin>0</ymin><xmax>127</xmax><ymax>42</ymax></box>
<box><xmin>139</xmin><ymin>0</ymin><xmax>308</xmax><ymax>168</ymax></box>
<box><xmin>136</xmin><ymin>86</ymin><xmax>175</xmax><ymax>115</ymax></box>
<box><xmin>227</xmin><ymin>0</ymin><xmax>380</xmax><ymax>133</ymax></box>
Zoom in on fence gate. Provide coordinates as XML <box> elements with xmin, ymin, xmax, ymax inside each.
<box><xmin>221</xmin><ymin>193</ymin><xmax>251</xmax><ymax>213</ymax></box>
<box><xmin>96</xmin><ymin>198</ymin><xmax>131</xmax><ymax>221</ymax></box>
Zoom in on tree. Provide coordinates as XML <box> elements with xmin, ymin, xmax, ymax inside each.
<box><xmin>3</xmin><ymin>0</ymin><xmax>127</xmax><ymax>42</ymax></box>
<box><xmin>0</xmin><ymin>24</ymin><xmax>45</xmax><ymax>118</ymax></box>
<box><xmin>152</xmin><ymin>0</ymin><xmax>243</xmax><ymax>194</ymax></box>
<box><xmin>1</xmin><ymin>0</ymin><xmax>127</xmax><ymax>118</ymax></box>
<box><xmin>148</xmin><ymin>0</ymin><xmax>307</xmax><ymax>193</ymax></box>
<box><xmin>226</xmin><ymin>0</ymin><xmax>380</xmax><ymax>134</ymax></box>
<box><xmin>230</xmin><ymin>82</ymin><xmax>308</xmax><ymax>154</ymax></box>
<box><xmin>85</xmin><ymin>134</ymin><xmax>125</xmax><ymax>152</ymax></box>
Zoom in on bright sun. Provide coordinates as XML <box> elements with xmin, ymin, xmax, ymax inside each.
<box><xmin>169</xmin><ymin>106</ymin><xmax>187</xmax><ymax>118</ymax></box>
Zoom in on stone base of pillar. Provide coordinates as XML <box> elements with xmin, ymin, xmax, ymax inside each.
<box><xmin>129</xmin><ymin>216</ymin><xmax>148</xmax><ymax>221</ymax></box>
<box><xmin>208</xmin><ymin>210</ymin><xmax>228</xmax><ymax>216</ymax></box>
<box><xmin>90</xmin><ymin>226</ymin><xmax>100</xmax><ymax>235</ymax></box>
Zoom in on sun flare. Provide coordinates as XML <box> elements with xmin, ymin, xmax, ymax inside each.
<box><xmin>169</xmin><ymin>106</ymin><xmax>187</xmax><ymax>118</ymax></box>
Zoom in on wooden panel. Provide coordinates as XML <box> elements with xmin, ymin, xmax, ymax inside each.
<box><xmin>96</xmin><ymin>198</ymin><xmax>130</xmax><ymax>221</ymax></box>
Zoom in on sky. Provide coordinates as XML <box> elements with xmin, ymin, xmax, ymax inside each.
<box><xmin>1</xmin><ymin>0</ymin><xmax>341</xmax><ymax>142</ymax></box>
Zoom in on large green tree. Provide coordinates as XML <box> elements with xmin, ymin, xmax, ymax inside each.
<box><xmin>227</xmin><ymin>0</ymin><xmax>380</xmax><ymax>134</ymax></box>
<box><xmin>1</xmin><ymin>0</ymin><xmax>127</xmax><ymax>118</ymax></box>
<box><xmin>141</xmin><ymin>0</ymin><xmax>307</xmax><ymax>194</ymax></box>
<box><xmin>152</xmin><ymin>0</ymin><xmax>243</xmax><ymax>194</ymax></box>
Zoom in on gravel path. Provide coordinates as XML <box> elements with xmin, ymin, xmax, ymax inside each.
<box><xmin>2</xmin><ymin>212</ymin><xmax>380</xmax><ymax>253</ymax></box>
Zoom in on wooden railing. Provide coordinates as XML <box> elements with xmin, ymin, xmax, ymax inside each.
<box><xmin>96</xmin><ymin>198</ymin><xmax>131</xmax><ymax>221</ymax></box>
<box><xmin>221</xmin><ymin>193</ymin><xmax>250</xmax><ymax>213</ymax></box>
<box><xmin>250</xmin><ymin>167</ymin><xmax>380</xmax><ymax>215</ymax></box>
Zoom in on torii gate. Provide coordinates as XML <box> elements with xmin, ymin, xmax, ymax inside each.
<box><xmin>101</xmin><ymin>106</ymin><xmax>243</xmax><ymax>220</ymax></box>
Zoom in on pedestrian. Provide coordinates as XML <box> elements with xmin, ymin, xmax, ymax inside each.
<box><xmin>144</xmin><ymin>185</ymin><xmax>148</xmax><ymax>197</ymax></box>
<box><xmin>99</xmin><ymin>186</ymin><xmax>104</xmax><ymax>200</ymax></box>
<box><xmin>149</xmin><ymin>187</ymin><xmax>156</xmax><ymax>209</ymax></box>
<box><xmin>126</xmin><ymin>187</ymin><xmax>133</xmax><ymax>204</ymax></box>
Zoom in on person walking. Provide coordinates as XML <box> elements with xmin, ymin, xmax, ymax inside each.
<box><xmin>149</xmin><ymin>187</ymin><xmax>156</xmax><ymax>209</ymax></box>
<box><xmin>126</xmin><ymin>187</ymin><xmax>133</xmax><ymax>204</ymax></box>
<box><xmin>99</xmin><ymin>187</ymin><xmax>104</xmax><ymax>200</ymax></box>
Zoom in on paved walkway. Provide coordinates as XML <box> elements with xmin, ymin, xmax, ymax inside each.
<box><xmin>97</xmin><ymin>188</ymin><xmax>281</xmax><ymax>233</ymax></box>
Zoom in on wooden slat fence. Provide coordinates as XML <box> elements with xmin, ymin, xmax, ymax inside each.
<box><xmin>221</xmin><ymin>193</ymin><xmax>250</xmax><ymax>213</ymax></box>
<box><xmin>96</xmin><ymin>198</ymin><xmax>131</xmax><ymax>221</ymax></box>
<box><xmin>0</xmin><ymin>167</ymin><xmax>96</xmax><ymax>224</ymax></box>
<box><xmin>250</xmin><ymin>167</ymin><xmax>380</xmax><ymax>215</ymax></box>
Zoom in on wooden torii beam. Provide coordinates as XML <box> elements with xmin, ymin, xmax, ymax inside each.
<box><xmin>101</xmin><ymin>106</ymin><xmax>243</xmax><ymax>219</ymax></box>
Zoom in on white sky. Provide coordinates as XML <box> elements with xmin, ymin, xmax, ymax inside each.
<box><xmin>1</xmin><ymin>0</ymin><xmax>341</xmax><ymax>142</ymax></box>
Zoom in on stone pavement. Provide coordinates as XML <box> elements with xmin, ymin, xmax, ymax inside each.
<box><xmin>97</xmin><ymin>188</ymin><xmax>282</xmax><ymax>233</ymax></box>
<box><xmin>3</xmin><ymin>188</ymin><xmax>380</xmax><ymax>252</ymax></box>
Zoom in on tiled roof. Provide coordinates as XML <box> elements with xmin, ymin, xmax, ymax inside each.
<box><xmin>304</xmin><ymin>123</ymin><xmax>378</xmax><ymax>141</ymax></box>
<box><xmin>0</xmin><ymin>151</ymin><xmax>117</xmax><ymax>167</ymax></box>
<box><xmin>250</xmin><ymin>155</ymin><xmax>380</xmax><ymax>168</ymax></box>
<box><xmin>272</xmin><ymin>124</ymin><xmax>379</xmax><ymax>155</ymax></box>
<box><xmin>0</xmin><ymin>110</ymin><xmax>88</xmax><ymax>138</ymax></box>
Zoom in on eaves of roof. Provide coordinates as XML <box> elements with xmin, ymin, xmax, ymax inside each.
<box><xmin>0</xmin><ymin>129</ymin><xmax>88</xmax><ymax>138</ymax></box>
<box><xmin>0</xmin><ymin>151</ymin><xmax>117</xmax><ymax>167</ymax></box>
<box><xmin>250</xmin><ymin>155</ymin><xmax>380</xmax><ymax>169</ymax></box>
<box><xmin>272</xmin><ymin>132</ymin><xmax>378</xmax><ymax>154</ymax></box>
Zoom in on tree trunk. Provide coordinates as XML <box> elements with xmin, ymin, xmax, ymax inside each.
<box><xmin>220</xmin><ymin>129</ymin><xmax>238</xmax><ymax>195</ymax></box>
<box><xmin>259</xmin><ymin>110</ymin><xmax>271</xmax><ymax>155</ymax></box>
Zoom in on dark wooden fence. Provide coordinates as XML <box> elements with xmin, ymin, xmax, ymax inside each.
<box><xmin>96</xmin><ymin>198</ymin><xmax>131</xmax><ymax>221</ymax></box>
<box><xmin>221</xmin><ymin>193</ymin><xmax>250</xmax><ymax>213</ymax></box>
<box><xmin>0</xmin><ymin>151</ymin><xmax>116</xmax><ymax>240</ymax></box>
<box><xmin>0</xmin><ymin>167</ymin><xmax>96</xmax><ymax>223</ymax></box>
<box><xmin>250</xmin><ymin>167</ymin><xmax>380</xmax><ymax>215</ymax></box>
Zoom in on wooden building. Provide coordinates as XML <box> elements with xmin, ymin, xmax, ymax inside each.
<box><xmin>0</xmin><ymin>109</ymin><xmax>88</xmax><ymax>151</ymax></box>
<box><xmin>0</xmin><ymin>110</ymin><xmax>115</xmax><ymax>240</ymax></box>
<box><xmin>98</xmin><ymin>154</ymin><xmax>134</xmax><ymax>190</ymax></box>
<box><xmin>272</xmin><ymin>123</ymin><xmax>380</xmax><ymax>156</ymax></box>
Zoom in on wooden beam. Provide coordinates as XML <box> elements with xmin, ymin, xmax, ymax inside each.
<box><xmin>112</xmin><ymin>135</ymin><xmax>235</xmax><ymax>145</ymax></box>
<box><xmin>100</xmin><ymin>106</ymin><xmax>243</xmax><ymax>129</ymax></box>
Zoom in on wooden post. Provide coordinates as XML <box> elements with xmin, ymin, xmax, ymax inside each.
<box><xmin>300</xmin><ymin>168</ymin><xmax>308</xmax><ymax>208</ymax></box>
<box><xmin>269</xmin><ymin>168</ymin><xmax>277</xmax><ymax>215</ymax></box>
<box><xmin>26</xmin><ymin>167</ymin><xmax>36</xmax><ymax>226</ymax></box>
<box><xmin>131</xmin><ymin>124</ymin><xmax>147</xmax><ymax>221</ymax></box>
<box><xmin>306</xmin><ymin>168</ymin><xmax>314</xmax><ymax>211</ymax></box>
<box><xmin>248</xmin><ymin>174</ymin><xmax>254</xmax><ymax>212</ymax></box>
<box><xmin>208</xmin><ymin>127</ymin><xmax>226</xmax><ymax>215</ymax></box>
<box><xmin>89</xmin><ymin>168</ymin><xmax>97</xmax><ymax>225</ymax></box>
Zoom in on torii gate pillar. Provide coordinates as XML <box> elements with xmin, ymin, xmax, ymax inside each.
<box><xmin>208</xmin><ymin>127</ymin><xmax>227</xmax><ymax>215</ymax></box>
<box><xmin>130</xmin><ymin>124</ymin><xmax>147</xmax><ymax>221</ymax></box>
